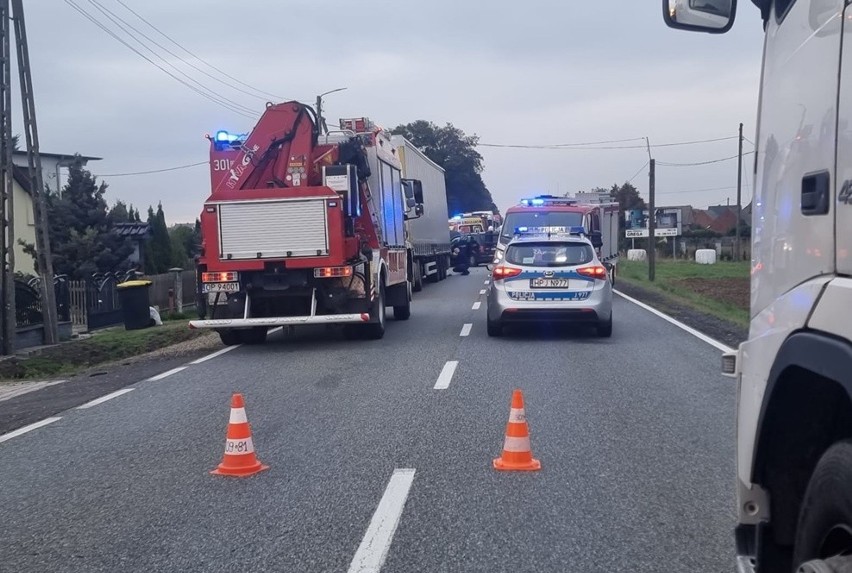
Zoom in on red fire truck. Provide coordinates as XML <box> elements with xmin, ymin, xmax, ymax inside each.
<box><xmin>190</xmin><ymin>102</ymin><xmax>424</xmax><ymax>345</ymax></box>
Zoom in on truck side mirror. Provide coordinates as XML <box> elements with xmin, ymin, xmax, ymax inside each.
<box><xmin>412</xmin><ymin>180</ymin><xmax>424</xmax><ymax>205</ymax></box>
<box><xmin>402</xmin><ymin>179</ymin><xmax>425</xmax><ymax>218</ymax></box>
<box><xmin>663</xmin><ymin>0</ymin><xmax>736</xmax><ymax>33</ymax></box>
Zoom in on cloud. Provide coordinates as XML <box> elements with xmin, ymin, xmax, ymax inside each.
<box><xmin>23</xmin><ymin>1</ymin><xmax>766</xmax><ymax>222</ymax></box>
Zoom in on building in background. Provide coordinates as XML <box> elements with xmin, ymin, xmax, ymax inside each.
<box><xmin>12</xmin><ymin>151</ymin><xmax>100</xmax><ymax>195</ymax></box>
<box><xmin>114</xmin><ymin>222</ymin><xmax>152</xmax><ymax>270</ymax></box>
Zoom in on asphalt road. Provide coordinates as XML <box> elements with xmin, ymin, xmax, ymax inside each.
<box><xmin>0</xmin><ymin>268</ymin><xmax>736</xmax><ymax>573</ymax></box>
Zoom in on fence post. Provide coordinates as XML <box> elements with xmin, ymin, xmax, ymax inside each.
<box><xmin>169</xmin><ymin>267</ymin><xmax>183</xmax><ymax>314</ymax></box>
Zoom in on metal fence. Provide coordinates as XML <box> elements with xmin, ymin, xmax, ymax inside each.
<box><xmin>66</xmin><ymin>269</ymin><xmax>197</xmax><ymax>330</ymax></box>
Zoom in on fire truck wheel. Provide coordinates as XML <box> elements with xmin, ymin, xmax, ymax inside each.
<box><xmin>362</xmin><ymin>282</ymin><xmax>386</xmax><ymax>339</ymax></box>
<box><xmin>242</xmin><ymin>327</ymin><xmax>268</xmax><ymax>345</ymax></box>
<box><xmin>794</xmin><ymin>440</ymin><xmax>852</xmax><ymax>570</ymax></box>
<box><xmin>218</xmin><ymin>329</ymin><xmax>241</xmax><ymax>346</ymax></box>
<box><xmin>394</xmin><ymin>283</ymin><xmax>411</xmax><ymax>321</ymax></box>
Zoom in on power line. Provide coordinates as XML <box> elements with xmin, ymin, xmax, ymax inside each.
<box><xmin>64</xmin><ymin>0</ymin><xmax>255</xmax><ymax>119</ymax></box>
<box><xmin>657</xmin><ymin>185</ymin><xmax>737</xmax><ymax>195</ymax></box>
<box><xmin>101</xmin><ymin>0</ymin><xmax>280</xmax><ymax>103</ymax></box>
<box><xmin>114</xmin><ymin>0</ymin><xmax>287</xmax><ymax>102</ymax></box>
<box><xmin>627</xmin><ymin>161</ymin><xmax>649</xmax><ymax>184</ymax></box>
<box><xmin>478</xmin><ymin>135</ymin><xmax>742</xmax><ymax>151</ymax></box>
<box><xmin>85</xmin><ymin>0</ymin><xmax>256</xmax><ymax>114</ymax></box>
<box><xmin>657</xmin><ymin>151</ymin><xmax>754</xmax><ymax>167</ymax></box>
<box><xmin>95</xmin><ymin>160</ymin><xmax>207</xmax><ymax>177</ymax></box>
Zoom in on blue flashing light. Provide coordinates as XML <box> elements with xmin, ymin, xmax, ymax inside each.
<box><xmin>520</xmin><ymin>199</ymin><xmax>529</xmax><ymax>206</ymax></box>
<box><xmin>531</xmin><ymin>198</ymin><xmax>545</xmax><ymax>206</ymax></box>
<box><xmin>516</xmin><ymin>226</ymin><xmax>529</xmax><ymax>233</ymax></box>
<box><xmin>452</xmin><ymin>214</ymin><xmax>463</xmax><ymax>220</ymax></box>
<box><xmin>215</xmin><ymin>130</ymin><xmax>231</xmax><ymax>142</ymax></box>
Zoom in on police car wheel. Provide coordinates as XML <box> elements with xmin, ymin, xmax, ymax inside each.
<box><xmin>597</xmin><ymin>315</ymin><xmax>613</xmax><ymax>338</ymax></box>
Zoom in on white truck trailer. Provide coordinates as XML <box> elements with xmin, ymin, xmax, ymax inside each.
<box><xmin>392</xmin><ymin>135</ymin><xmax>452</xmax><ymax>290</ymax></box>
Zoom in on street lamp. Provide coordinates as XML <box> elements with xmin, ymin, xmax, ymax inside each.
<box><xmin>316</xmin><ymin>87</ymin><xmax>348</xmax><ymax>134</ymax></box>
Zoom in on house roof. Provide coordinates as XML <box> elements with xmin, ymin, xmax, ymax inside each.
<box><xmin>13</xmin><ymin>151</ymin><xmax>101</xmax><ymax>162</ymax></box>
<box><xmin>12</xmin><ymin>164</ymin><xmax>32</xmax><ymax>193</ymax></box>
<box><xmin>114</xmin><ymin>222</ymin><xmax>152</xmax><ymax>238</ymax></box>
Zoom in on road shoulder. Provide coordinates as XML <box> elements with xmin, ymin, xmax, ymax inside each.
<box><xmin>616</xmin><ymin>280</ymin><xmax>747</xmax><ymax>349</ymax></box>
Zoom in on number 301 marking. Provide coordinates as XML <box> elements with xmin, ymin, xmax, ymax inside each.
<box><xmin>213</xmin><ymin>159</ymin><xmax>233</xmax><ymax>171</ymax></box>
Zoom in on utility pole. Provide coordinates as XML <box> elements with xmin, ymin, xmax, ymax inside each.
<box><xmin>315</xmin><ymin>87</ymin><xmax>347</xmax><ymax>135</ymax></box>
<box><xmin>0</xmin><ymin>0</ymin><xmax>15</xmax><ymax>354</ymax></box>
<box><xmin>649</xmin><ymin>159</ymin><xmax>656</xmax><ymax>282</ymax></box>
<box><xmin>11</xmin><ymin>0</ymin><xmax>57</xmax><ymax>345</ymax></box>
<box><xmin>735</xmin><ymin>122</ymin><xmax>743</xmax><ymax>262</ymax></box>
<box><xmin>644</xmin><ymin>137</ymin><xmax>656</xmax><ymax>282</ymax></box>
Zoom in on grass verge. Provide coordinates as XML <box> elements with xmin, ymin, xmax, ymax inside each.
<box><xmin>0</xmin><ymin>321</ymin><xmax>207</xmax><ymax>380</ymax></box>
<box><xmin>618</xmin><ymin>259</ymin><xmax>750</xmax><ymax>328</ymax></box>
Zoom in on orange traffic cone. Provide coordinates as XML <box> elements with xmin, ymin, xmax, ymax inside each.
<box><xmin>211</xmin><ymin>393</ymin><xmax>269</xmax><ymax>477</ymax></box>
<box><xmin>493</xmin><ymin>389</ymin><xmax>541</xmax><ymax>471</ymax></box>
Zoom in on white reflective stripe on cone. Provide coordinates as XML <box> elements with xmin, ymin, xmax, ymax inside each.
<box><xmin>224</xmin><ymin>437</ymin><xmax>255</xmax><ymax>455</ymax></box>
<box><xmin>501</xmin><ymin>435</ymin><xmax>531</xmax><ymax>452</ymax></box>
<box><xmin>508</xmin><ymin>408</ymin><xmax>526</xmax><ymax>423</ymax></box>
<box><xmin>229</xmin><ymin>408</ymin><xmax>248</xmax><ymax>424</ymax></box>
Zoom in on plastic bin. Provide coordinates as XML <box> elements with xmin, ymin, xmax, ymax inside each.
<box><xmin>117</xmin><ymin>279</ymin><xmax>153</xmax><ymax>330</ymax></box>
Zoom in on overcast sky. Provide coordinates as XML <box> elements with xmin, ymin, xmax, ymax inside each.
<box><xmin>19</xmin><ymin>1</ymin><xmax>765</xmax><ymax>223</ymax></box>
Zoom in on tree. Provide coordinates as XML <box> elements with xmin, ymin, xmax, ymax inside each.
<box><xmin>391</xmin><ymin>120</ymin><xmax>497</xmax><ymax>215</ymax></box>
<box><xmin>169</xmin><ymin>224</ymin><xmax>199</xmax><ymax>268</ymax></box>
<box><xmin>108</xmin><ymin>200</ymin><xmax>130</xmax><ymax>224</ymax></box>
<box><xmin>26</xmin><ymin>158</ymin><xmax>134</xmax><ymax>279</ymax></box>
<box><xmin>611</xmin><ymin>182</ymin><xmax>646</xmax><ymax>214</ymax></box>
<box><xmin>146</xmin><ymin>202</ymin><xmax>173</xmax><ymax>273</ymax></box>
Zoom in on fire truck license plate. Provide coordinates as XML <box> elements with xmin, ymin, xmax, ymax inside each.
<box><xmin>202</xmin><ymin>282</ymin><xmax>239</xmax><ymax>293</ymax></box>
<box><xmin>531</xmin><ymin>278</ymin><xmax>570</xmax><ymax>288</ymax></box>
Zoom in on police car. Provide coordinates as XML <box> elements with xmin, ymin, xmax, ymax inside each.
<box><xmin>486</xmin><ymin>227</ymin><xmax>613</xmax><ymax>337</ymax></box>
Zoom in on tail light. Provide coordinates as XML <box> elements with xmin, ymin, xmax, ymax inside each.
<box><xmin>576</xmin><ymin>265</ymin><xmax>608</xmax><ymax>280</ymax></box>
<box><xmin>202</xmin><ymin>271</ymin><xmax>238</xmax><ymax>282</ymax></box>
<box><xmin>492</xmin><ymin>266</ymin><xmax>522</xmax><ymax>280</ymax></box>
<box><xmin>314</xmin><ymin>266</ymin><xmax>353</xmax><ymax>278</ymax></box>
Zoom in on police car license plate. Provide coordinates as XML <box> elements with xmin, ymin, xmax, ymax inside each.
<box><xmin>202</xmin><ymin>282</ymin><xmax>239</xmax><ymax>293</ymax></box>
<box><xmin>531</xmin><ymin>278</ymin><xmax>570</xmax><ymax>288</ymax></box>
<box><xmin>509</xmin><ymin>291</ymin><xmax>591</xmax><ymax>301</ymax></box>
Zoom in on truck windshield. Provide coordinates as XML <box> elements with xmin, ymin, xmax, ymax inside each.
<box><xmin>500</xmin><ymin>212</ymin><xmax>583</xmax><ymax>242</ymax></box>
<box><xmin>505</xmin><ymin>241</ymin><xmax>594</xmax><ymax>267</ymax></box>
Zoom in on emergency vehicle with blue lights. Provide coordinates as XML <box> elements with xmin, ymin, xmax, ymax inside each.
<box><xmin>486</xmin><ymin>226</ymin><xmax>613</xmax><ymax>337</ymax></box>
<box><xmin>190</xmin><ymin>102</ymin><xmax>424</xmax><ymax>345</ymax></box>
<box><xmin>495</xmin><ymin>195</ymin><xmax>620</xmax><ymax>283</ymax></box>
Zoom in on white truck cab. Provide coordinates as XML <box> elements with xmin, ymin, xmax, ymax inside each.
<box><xmin>665</xmin><ymin>1</ymin><xmax>852</xmax><ymax>572</ymax></box>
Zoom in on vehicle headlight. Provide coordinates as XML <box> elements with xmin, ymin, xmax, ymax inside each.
<box><xmin>494</xmin><ymin>248</ymin><xmax>505</xmax><ymax>262</ymax></box>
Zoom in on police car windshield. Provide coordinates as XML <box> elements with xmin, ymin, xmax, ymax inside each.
<box><xmin>501</xmin><ymin>212</ymin><xmax>583</xmax><ymax>240</ymax></box>
<box><xmin>505</xmin><ymin>242</ymin><xmax>594</xmax><ymax>267</ymax></box>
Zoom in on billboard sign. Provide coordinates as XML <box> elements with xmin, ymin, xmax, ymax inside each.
<box><xmin>624</xmin><ymin>208</ymin><xmax>682</xmax><ymax>238</ymax></box>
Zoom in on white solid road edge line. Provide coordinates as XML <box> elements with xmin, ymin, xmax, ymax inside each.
<box><xmin>146</xmin><ymin>366</ymin><xmax>188</xmax><ymax>382</ymax></box>
<box><xmin>0</xmin><ymin>417</ymin><xmax>62</xmax><ymax>444</ymax></box>
<box><xmin>348</xmin><ymin>468</ymin><xmax>416</xmax><ymax>573</ymax></box>
<box><xmin>190</xmin><ymin>345</ymin><xmax>240</xmax><ymax>365</ymax></box>
<box><xmin>77</xmin><ymin>388</ymin><xmax>135</xmax><ymax>409</ymax></box>
<box><xmin>460</xmin><ymin>323</ymin><xmax>473</xmax><ymax>337</ymax></box>
<box><xmin>472</xmin><ymin>302</ymin><xmax>481</xmax><ymax>310</ymax></box>
<box><xmin>434</xmin><ymin>360</ymin><xmax>459</xmax><ymax>390</ymax></box>
<box><xmin>613</xmin><ymin>289</ymin><xmax>734</xmax><ymax>353</ymax></box>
